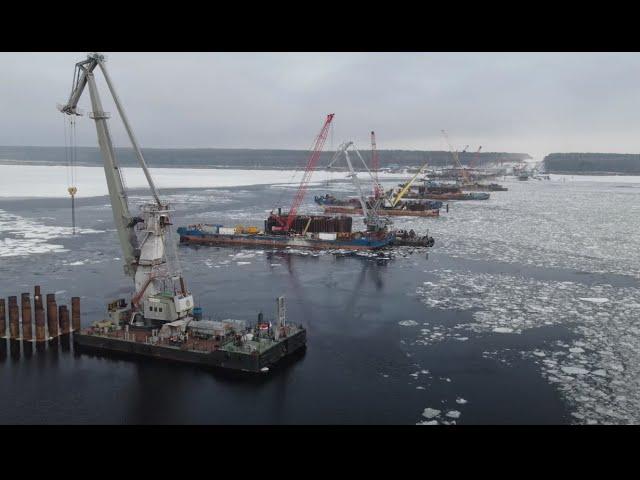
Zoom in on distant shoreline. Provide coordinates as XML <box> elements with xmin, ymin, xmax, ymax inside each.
<box><xmin>0</xmin><ymin>146</ymin><xmax>532</xmax><ymax>170</ymax></box>
<box><xmin>546</xmin><ymin>171</ymin><xmax>640</xmax><ymax>176</ymax></box>
<box><xmin>543</xmin><ymin>153</ymin><xmax>640</xmax><ymax>175</ymax></box>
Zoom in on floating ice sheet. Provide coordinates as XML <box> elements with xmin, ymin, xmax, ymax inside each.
<box><xmin>0</xmin><ymin>209</ymin><xmax>102</xmax><ymax>257</ymax></box>
<box><xmin>414</xmin><ymin>267</ymin><xmax>640</xmax><ymax>424</ymax></box>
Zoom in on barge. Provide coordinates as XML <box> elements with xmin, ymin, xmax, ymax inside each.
<box><xmin>74</xmin><ymin>297</ymin><xmax>306</xmax><ymax>373</ymax></box>
<box><xmin>461</xmin><ymin>182</ymin><xmax>508</xmax><ymax>192</ymax></box>
<box><xmin>315</xmin><ymin>194</ymin><xmax>442</xmax><ymax>218</ymax></box>
<box><xmin>405</xmin><ymin>191</ymin><xmax>490</xmax><ymax>201</ymax></box>
<box><xmin>322</xmin><ymin>205</ymin><xmax>440</xmax><ymax>217</ymax></box>
<box><xmin>177</xmin><ymin>213</ymin><xmax>395</xmax><ymax>251</ymax></box>
<box><xmin>404</xmin><ymin>182</ymin><xmax>491</xmax><ymax>201</ymax></box>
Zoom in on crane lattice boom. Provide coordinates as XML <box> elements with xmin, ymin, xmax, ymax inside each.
<box><xmin>370</xmin><ymin>131</ymin><xmax>383</xmax><ymax>198</ymax></box>
<box><xmin>277</xmin><ymin>114</ymin><xmax>335</xmax><ymax>232</ymax></box>
<box><xmin>441</xmin><ymin>129</ymin><xmax>470</xmax><ymax>183</ymax></box>
<box><xmin>470</xmin><ymin>146</ymin><xmax>482</xmax><ymax>169</ymax></box>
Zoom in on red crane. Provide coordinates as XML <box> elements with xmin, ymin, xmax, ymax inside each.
<box><xmin>273</xmin><ymin>113</ymin><xmax>335</xmax><ymax>232</ymax></box>
<box><xmin>370</xmin><ymin>131</ymin><xmax>383</xmax><ymax>198</ymax></box>
<box><xmin>470</xmin><ymin>146</ymin><xmax>482</xmax><ymax>169</ymax></box>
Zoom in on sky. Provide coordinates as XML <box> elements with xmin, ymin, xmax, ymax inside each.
<box><xmin>1</xmin><ymin>52</ymin><xmax>640</xmax><ymax>161</ymax></box>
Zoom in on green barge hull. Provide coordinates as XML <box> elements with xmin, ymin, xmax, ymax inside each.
<box><xmin>74</xmin><ymin>328</ymin><xmax>307</xmax><ymax>373</ymax></box>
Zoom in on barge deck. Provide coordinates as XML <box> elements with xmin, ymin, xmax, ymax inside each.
<box><xmin>74</xmin><ymin>317</ymin><xmax>306</xmax><ymax>373</ymax></box>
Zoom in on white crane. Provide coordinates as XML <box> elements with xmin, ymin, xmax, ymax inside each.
<box><xmin>327</xmin><ymin>141</ymin><xmax>391</xmax><ymax>232</ymax></box>
<box><xmin>58</xmin><ymin>53</ymin><xmax>193</xmax><ymax>326</ymax></box>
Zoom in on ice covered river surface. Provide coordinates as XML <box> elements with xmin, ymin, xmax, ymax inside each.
<box><xmin>1</xmin><ymin>171</ymin><xmax>639</xmax><ymax>424</ymax></box>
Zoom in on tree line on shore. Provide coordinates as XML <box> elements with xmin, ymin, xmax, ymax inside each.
<box><xmin>0</xmin><ymin>146</ymin><xmax>531</xmax><ymax>170</ymax></box>
<box><xmin>543</xmin><ymin>153</ymin><xmax>640</xmax><ymax>174</ymax></box>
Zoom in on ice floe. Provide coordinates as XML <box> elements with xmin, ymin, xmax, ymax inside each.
<box><xmin>398</xmin><ymin>320</ymin><xmax>418</xmax><ymax>327</ymax></box>
<box><xmin>579</xmin><ymin>298</ymin><xmax>609</xmax><ymax>304</ymax></box>
<box><xmin>392</xmin><ymin>178</ymin><xmax>640</xmax><ymax>280</ymax></box>
<box><xmin>0</xmin><ymin>209</ymin><xmax>102</xmax><ymax>258</ymax></box>
<box><xmin>414</xmin><ymin>268</ymin><xmax>640</xmax><ymax>424</ymax></box>
<box><xmin>422</xmin><ymin>408</ymin><xmax>441</xmax><ymax>419</ymax></box>
<box><xmin>493</xmin><ymin>327</ymin><xmax>514</xmax><ymax>334</ymax></box>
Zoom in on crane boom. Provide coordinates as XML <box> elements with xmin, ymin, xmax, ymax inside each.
<box><xmin>470</xmin><ymin>146</ymin><xmax>482</xmax><ymax>169</ymax></box>
<box><xmin>277</xmin><ymin>113</ymin><xmax>334</xmax><ymax>232</ymax></box>
<box><xmin>392</xmin><ymin>162</ymin><xmax>429</xmax><ymax>207</ymax></box>
<box><xmin>441</xmin><ymin>129</ymin><xmax>470</xmax><ymax>183</ymax></box>
<box><xmin>60</xmin><ymin>55</ymin><xmax>139</xmax><ymax>276</ymax></box>
<box><xmin>331</xmin><ymin>141</ymin><xmax>391</xmax><ymax>231</ymax></box>
<box><xmin>370</xmin><ymin>131</ymin><xmax>383</xmax><ymax>198</ymax></box>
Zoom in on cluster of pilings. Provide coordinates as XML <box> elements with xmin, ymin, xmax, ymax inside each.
<box><xmin>0</xmin><ymin>286</ymin><xmax>80</xmax><ymax>342</ymax></box>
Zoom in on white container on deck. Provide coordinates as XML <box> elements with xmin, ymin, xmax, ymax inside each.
<box><xmin>319</xmin><ymin>232</ymin><xmax>337</xmax><ymax>241</ymax></box>
<box><xmin>219</xmin><ymin>227</ymin><xmax>236</xmax><ymax>235</ymax></box>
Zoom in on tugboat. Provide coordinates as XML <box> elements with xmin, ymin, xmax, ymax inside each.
<box><xmin>391</xmin><ymin>229</ymin><xmax>435</xmax><ymax>247</ymax></box>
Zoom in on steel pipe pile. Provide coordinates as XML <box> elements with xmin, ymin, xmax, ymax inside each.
<box><xmin>21</xmin><ymin>293</ymin><xmax>33</xmax><ymax>342</ymax></box>
<box><xmin>8</xmin><ymin>296</ymin><xmax>19</xmax><ymax>340</ymax></box>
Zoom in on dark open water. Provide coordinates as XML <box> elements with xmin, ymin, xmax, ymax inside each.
<box><xmin>0</xmin><ymin>181</ymin><xmax>575</xmax><ymax>424</ymax></box>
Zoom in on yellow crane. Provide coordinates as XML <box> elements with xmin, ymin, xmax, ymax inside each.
<box><xmin>390</xmin><ymin>162</ymin><xmax>429</xmax><ymax>207</ymax></box>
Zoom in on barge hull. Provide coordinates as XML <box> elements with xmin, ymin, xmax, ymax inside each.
<box><xmin>178</xmin><ymin>233</ymin><xmax>392</xmax><ymax>250</ymax></box>
<box><xmin>322</xmin><ymin>206</ymin><xmax>439</xmax><ymax>217</ymax></box>
<box><xmin>406</xmin><ymin>193</ymin><xmax>489</xmax><ymax>201</ymax></box>
<box><xmin>73</xmin><ymin>329</ymin><xmax>307</xmax><ymax>373</ymax></box>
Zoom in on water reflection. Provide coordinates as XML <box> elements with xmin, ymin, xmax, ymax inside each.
<box><xmin>9</xmin><ymin>339</ymin><xmax>20</xmax><ymax>362</ymax></box>
<box><xmin>0</xmin><ymin>336</ymin><xmax>67</xmax><ymax>363</ymax></box>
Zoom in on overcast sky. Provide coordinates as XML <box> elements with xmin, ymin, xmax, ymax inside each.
<box><xmin>2</xmin><ymin>52</ymin><xmax>640</xmax><ymax>160</ymax></box>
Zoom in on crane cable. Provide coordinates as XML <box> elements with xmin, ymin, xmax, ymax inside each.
<box><xmin>63</xmin><ymin>114</ymin><xmax>78</xmax><ymax>234</ymax></box>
